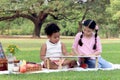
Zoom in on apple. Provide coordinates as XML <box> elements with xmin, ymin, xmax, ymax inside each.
<box><xmin>20</xmin><ymin>65</ymin><xmax>26</xmax><ymax>73</ymax></box>
<box><xmin>34</xmin><ymin>64</ymin><xmax>39</xmax><ymax>67</ymax></box>
<box><xmin>80</xmin><ymin>63</ymin><xmax>88</xmax><ymax>69</ymax></box>
<box><xmin>26</xmin><ymin>64</ymin><xmax>35</xmax><ymax>68</ymax></box>
<box><xmin>26</xmin><ymin>64</ymin><xmax>31</xmax><ymax>68</ymax></box>
<box><xmin>26</xmin><ymin>63</ymin><xmax>40</xmax><ymax>68</ymax></box>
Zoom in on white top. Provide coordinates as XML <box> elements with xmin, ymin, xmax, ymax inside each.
<box><xmin>45</xmin><ymin>40</ymin><xmax>63</xmax><ymax>60</ymax></box>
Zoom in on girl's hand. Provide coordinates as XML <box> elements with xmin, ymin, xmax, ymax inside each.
<box><xmin>69</xmin><ymin>52</ymin><xmax>77</xmax><ymax>56</ymax></box>
<box><xmin>79</xmin><ymin>54</ymin><xmax>86</xmax><ymax>56</ymax></box>
<box><xmin>87</xmin><ymin>54</ymin><xmax>96</xmax><ymax>57</ymax></box>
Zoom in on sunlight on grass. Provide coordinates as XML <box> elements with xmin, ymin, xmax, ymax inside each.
<box><xmin>101</xmin><ymin>39</ymin><xmax>120</xmax><ymax>43</ymax></box>
<box><xmin>1</xmin><ymin>38</ymin><xmax>120</xmax><ymax>80</ymax></box>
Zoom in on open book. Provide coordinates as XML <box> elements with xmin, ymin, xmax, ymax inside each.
<box><xmin>0</xmin><ymin>42</ymin><xmax>6</xmax><ymax>58</ymax></box>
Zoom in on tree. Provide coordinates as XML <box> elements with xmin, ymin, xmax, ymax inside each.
<box><xmin>0</xmin><ymin>0</ymin><xmax>49</xmax><ymax>37</ymax></box>
<box><xmin>0</xmin><ymin>0</ymin><xmax>110</xmax><ymax>37</ymax></box>
<box><xmin>104</xmin><ymin>0</ymin><xmax>120</xmax><ymax>38</ymax></box>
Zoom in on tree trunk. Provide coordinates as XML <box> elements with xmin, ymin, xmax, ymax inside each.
<box><xmin>33</xmin><ymin>21</ymin><xmax>43</xmax><ymax>38</ymax></box>
<box><xmin>78</xmin><ymin>7</ymin><xmax>89</xmax><ymax>32</ymax></box>
<box><xmin>78</xmin><ymin>21</ymin><xmax>83</xmax><ymax>32</ymax></box>
<box><xmin>105</xmin><ymin>26</ymin><xmax>109</xmax><ymax>38</ymax></box>
<box><xmin>32</xmin><ymin>11</ymin><xmax>48</xmax><ymax>38</ymax></box>
<box><xmin>105</xmin><ymin>31</ymin><xmax>109</xmax><ymax>38</ymax></box>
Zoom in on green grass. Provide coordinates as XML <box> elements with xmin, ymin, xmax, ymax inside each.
<box><xmin>0</xmin><ymin>38</ymin><xmax>120</xmax><ymax>80</ymax></box>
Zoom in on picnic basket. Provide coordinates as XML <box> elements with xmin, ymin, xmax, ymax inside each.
<box><xmin>0</xmin><ymin>42</ymin><xmax>20</xmax><ymax>71</ymax></box>
<box><xmin>26</xmin><ymin>62</ymin><xmax>42</xmax><ymax>72</ymax></box>
<box><xmin>0</xmin><ymin>58</ymin><xmax>7</xmax><ymax>71</ymax></box>
<box><xmin>0</xmin><ymin>42</ymin><xmax>7</xmax><ymax>71</ymax></box>
<box><xmin>0</xmin><ymin>58</ymin><xmax>20</xmax><ymax>71</ymax></box>
<box><xmin>26</xmin><ymin>65</ymin><xmax>42</xmax><ymax>72</ymax></box>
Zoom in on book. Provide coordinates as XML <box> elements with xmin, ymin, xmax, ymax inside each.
<box><xmin>0</xmin><ymin>42</ymin><xmax>6</xmax><ymax>58</ymax></box>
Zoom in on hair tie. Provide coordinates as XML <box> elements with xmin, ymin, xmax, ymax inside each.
<box><xmin>88</xmin><ymin>20</ymin><xmax>93</xmax><ymax>27</ymax></box>
<box><xmin>95</xmin><ymin>25</ymin><xmax>99</xmax><ymax>30</ymax></box>
<box><xmin>82</xmin><ymin>20</ymin><xmax>85</xmax><ymax>24</ymax></box>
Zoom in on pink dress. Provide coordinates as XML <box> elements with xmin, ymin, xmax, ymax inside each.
<box><xmin>72</xmin><ymin>32</ymin><xmax>102</xmax><ymax>58</ymax></box>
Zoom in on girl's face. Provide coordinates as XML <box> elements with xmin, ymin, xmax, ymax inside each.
<box><xmin>83</xmin><ymin>27</ymin><xmax>94</xmax><ymax>37</ymax></box>
<box><xmin>48</xmin><ymin>32</ymin><xmax>60</xmax><ymax>44</ymax></box>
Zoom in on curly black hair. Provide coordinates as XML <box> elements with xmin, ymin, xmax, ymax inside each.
<box><xmin>44</xmin><ymin>23</ymin><xmax>60</xmax><ymax>36</ymax></box>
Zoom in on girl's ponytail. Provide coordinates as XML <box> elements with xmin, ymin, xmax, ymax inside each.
<box><xmin>78</xmin><ymin>31</ymin><xmax>84</xmax><ymax>46</ymax></box>
<box><xmin>93</xmin><ymin>29</ymin><xmax>98</xmax><ymax>50</ymax></box>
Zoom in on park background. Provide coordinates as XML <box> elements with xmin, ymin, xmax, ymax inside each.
<box><xmin>0</xmin><ymin>0</ymin><xmax>120</xmax><ymax>80</ymax></box>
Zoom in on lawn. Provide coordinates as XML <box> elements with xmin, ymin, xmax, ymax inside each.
<box><xmin>0</xmin><ymin>38</ymin><xmax>120</xmax><ymax>80</ymax></box>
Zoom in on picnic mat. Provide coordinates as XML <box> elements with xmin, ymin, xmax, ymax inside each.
<box><xmin>0</xmin><ymin>64</ymin><xmax>120</xmax><ymax>74</ymax></box>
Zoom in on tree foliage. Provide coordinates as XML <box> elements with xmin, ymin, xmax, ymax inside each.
<box><xmin>0</xmin><ymin>0</ymin><xmax>120</xmax><ymax>38</ymax></box>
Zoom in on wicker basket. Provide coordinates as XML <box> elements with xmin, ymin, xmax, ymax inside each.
<box><xmin>0</xmin><ymin>58</ymin><xmax>7</xmax><ymax>71</ymax></box>
<box><xmin>26</xmin><ymin>64</ymin><xmax>42</xmax><ymax>72</ymax></box>
<box><xmin>0</xmin><ymin>59</ymin><xmax>19</xmax><ymax>71</ymax></box>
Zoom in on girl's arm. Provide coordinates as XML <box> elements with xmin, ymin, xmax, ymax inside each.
<box><xmin>61</xmin><ymin>42</ymin><xmax>68</xmax><ymax>56</ymax></box>
<box><xmin>72</xmin><ymin>48</ymin><xmax>85</xmax><ymax>56</ymax></box>
<box><xmin>72</xmin><ymin>32</ymin><xmax>85</xmax><ymax>56</ymax></box>
<box><xmin>40</xmin><ymin>43</ymin><xmax>47</xmax><ymax>61</ymax></box>
<box><xmin>94</xmin><ymin>52</ymin><xmax>101</xmax><ymax>56</ymax></box>
<box><xmin>88</xmin><ymin>52</ymin><xmax>101</xmax><ymax>56</ymax></box>
<box><xmin>88</xmin><ymin>36</ymin><xmax>102</xmax><ymax>56</ymax></box>
<box><xmin>72</xmin><ymin>48</ymin><xmax>78</xmax><ymax>55</ymax></box>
